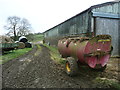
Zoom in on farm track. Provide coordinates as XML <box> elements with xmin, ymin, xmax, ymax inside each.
<box><xmin>2</xmin><ymin>44</ymin><xmax>119</xmax><ymax>88</ymax></box>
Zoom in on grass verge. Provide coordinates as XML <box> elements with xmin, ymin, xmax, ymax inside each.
<box><xmin>0</xmin><ymin>48</ymin><xmax>32</xmax><ymax>64</ymax></box>
<box><xmin>93</xmin><ymin>77</ymin><xmax>120</xmax><ymax>89</ymax></box>
<box><xmin>43</xmin><ymin>44</ymin><xmax>66</xmax><ymax>64</ymax></box>
<box><xmin>34</xmin><ymin>44</ymin><xmax>42</xmax><ymax>56</ymax></box>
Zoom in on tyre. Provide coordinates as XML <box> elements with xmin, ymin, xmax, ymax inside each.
<box><xmin>61</xmin><ymin>54</ymin><xmax>67</xmax><ymax>58</ymax></box>
<box><xmin>65</xmin><ymin>57</ymin><xmax>78</xmax><ymax>76</ymax></box>
<box><xmin>93</xmin><ymin>64</ymin><xmax>107</xmax><ymax>71</ymax></box>
<box><xmin>25</xmin><ymin>42</ymin><xmax>32</xmax><ymax>48</ymax></box>
<box><xmin>99</xmin><ymin>65</ymin><xmax>107</xmax><ymax>71</ymax></box>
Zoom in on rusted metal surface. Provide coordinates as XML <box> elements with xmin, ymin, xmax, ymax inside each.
<box><xmin>58</xmin><ymin>35</ymin><xmax>112</xmax><ymax>68</ymax></box>
<box><xmin>91</xmin><ymin>2</ymin><xmax>119</xmax><ymax>56</ymax></box>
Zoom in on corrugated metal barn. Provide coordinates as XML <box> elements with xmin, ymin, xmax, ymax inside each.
<box><xmin>44</xmin><ymin>1</ymin><xmax>120</xmax><ymax>57</ymax></box>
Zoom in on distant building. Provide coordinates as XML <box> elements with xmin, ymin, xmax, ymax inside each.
<box><xmin>44</xmin><ymin>1</ymin><xmax>120</xmax><ymax>57</ymax></box>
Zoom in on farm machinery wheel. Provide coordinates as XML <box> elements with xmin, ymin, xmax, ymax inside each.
<box><xmin>98</xmin><ymin>65</ymin><xmax>107</xmax><ymax>71</ymax></box>
<box><xmin>65</xmin><ymin>57</ymin><xmax>78</xmax><ymax>76</ymax></box>
<box><xmin>93</xmin><ymin>64</ymin><xmax>107</xmax><ymax>71</ymax></box>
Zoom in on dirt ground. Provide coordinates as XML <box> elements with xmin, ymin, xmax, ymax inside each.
<box><xmin>2</xmin><ymin>44</ymin><xmax>120</xmax><ymax>88</ymax></box>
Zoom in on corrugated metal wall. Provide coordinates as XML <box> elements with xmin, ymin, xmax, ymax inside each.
<box><xmin>44</xmin><ymin>11</ymin><xmax>92</xmax><ymax>45</ymax></box>
<box><xmin>58</xmin><ymin>12</ymin><xmax>89</xmax><ymax>35</ymax></box>
<box><xmin>92</xmin><ymin>2</ymin><xmax>120</xmax><ymax>56</ymax></box>
<box><xmin>44</xmin><ymin>2</ymin><xmax>120</xmax><ymax>56</ymax></box>
<box><xmin>95</xmin><ymin>18</ymin><xmax>119</xmax><ymax>56</ymax></box>
<box><xmin>92</xmin><ymin>3</ymin><xmax>118</xmax><ymax>14</ymax></box>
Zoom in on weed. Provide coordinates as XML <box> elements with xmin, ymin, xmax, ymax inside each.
<box><xmin>34</xmin><ymin>44</ymin><xmax>42</xmax><ymax>56</ymax></box>
<box><xmin>93</xmin><ymin>77</ymin><xmax>120</xmax><ymax>89</ymax></box>
<box><xmin>43</xmin><ymin>44</ymin><xmax>66</xmax><ymax>64</ymax></box>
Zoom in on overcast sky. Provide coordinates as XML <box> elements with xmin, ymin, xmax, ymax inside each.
<box><xmin>0</xmin><ymin>0</ymin><xmax>114</xmax><ymax>35</ymax></box>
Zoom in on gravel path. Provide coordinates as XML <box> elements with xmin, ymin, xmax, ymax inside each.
<box><xmin>2</xmin><ymin>44</ymin><xmax>119</xmax><ymax>88</ymax></box>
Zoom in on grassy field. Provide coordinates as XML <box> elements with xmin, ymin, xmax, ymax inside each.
<box><xmin>33</xmin><ymin>34</ymin><xmax>44</xmax><ymax>42</ymax></box>
<box><xmin>26</xmin><ymin>33</ymin><xmax>44</xmax><ymax>42</ymax></box>
<box><xmin>0</xmin><ymin>48</ymin><xmax>32</xmax><ymax>64</ymax></box>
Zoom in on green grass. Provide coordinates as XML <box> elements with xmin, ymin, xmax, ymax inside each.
<box><xmin>43</xmin><ymin>44</ymin><xmax>66</xmax><ymax>64</ymax></box>
<box><xmin>32</xmin><ymin>34</ymin><xmax>44</xmax><ymax>42</ymax></box>
<box><xmin>25</xmin><ymin>33</ymin><xmax>44</xmax><ymax>43</ymax></box>
<box><xmin>34</xmin><ymin>44</ymin><xmax>42</xmax><ymax>56</ymax></box>
<box><xmin>93</xmin><ymin>77</ymin><xmax>120</xmax><ymax>89</ymax></box>
<box><xmin>34</xmin><ymin>34</ymin><xmax>44</xmax><ymax>41</ymax></box>
<box><xmin>0</xmin><ymin>48</ymin><xmax>32</xmax><ymax>64</ymax></box>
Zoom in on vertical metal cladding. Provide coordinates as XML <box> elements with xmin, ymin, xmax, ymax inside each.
<box><xmin>44</xmin><ymin>1</ymin><xmax>120</xmax><ymax>56</ymax></box>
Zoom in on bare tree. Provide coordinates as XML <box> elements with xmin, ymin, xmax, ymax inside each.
<box><xmin>4</xmin><ymin>16</ymin><xmax>20</xmax><ymax>40</ymax></box>
<box><xmin>4</xmin><ymin>16</ymin><xmax>32</xmax><ymax>40</ymax></box>
<box><xmin>17</xmin><ymin>18</ymin><xmax>32</xmax><ymax>36</ymax></box>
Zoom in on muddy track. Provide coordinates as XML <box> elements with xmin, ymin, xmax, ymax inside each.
<box><xmin>2</xmin><ymin>44</ymin><xmax>119</xmax><ymax>88</ymax></box>
<box><xmin>2</xmin><ymin>45</ymin><xmax>38</xmax><ymax>73</ymax></box>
